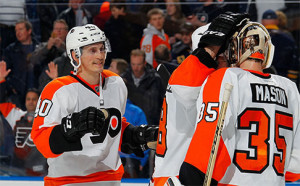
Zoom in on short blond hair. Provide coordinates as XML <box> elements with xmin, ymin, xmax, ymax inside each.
<box><xmin>147</xmin><ymin>8</ymin><xmax>164</xmax><ymax>20</ymax></box>
<box><xmin>54</xmin><ymin>19</ymin><xmax>69</xmax><ymax>30</ymax></box>
<box><xmin>130</xmin><ymin>49</ymin><xmax>146</xmax><ymax>61</ymax></box>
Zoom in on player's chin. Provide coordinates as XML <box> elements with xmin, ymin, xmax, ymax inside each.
<box><xmin>93</xmin><ymin>66</ymin><xmax>104</xmax><ymax>73</ymax></box>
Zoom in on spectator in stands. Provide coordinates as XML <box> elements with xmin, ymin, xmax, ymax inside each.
<box><xmin>122</xmin><ymin>49</ymin><xmax>164</xmax><ymax>126</ymax></box>
<box><xmin>0</xmin><ymin>0</ymin><xmax>26</xmax><ymax>55</ymax></box>
<box><xmin>0</xmin><ymin>66</ymin><xmax>47</xmax><ymax>176</ymax></box>
<box><xmin>30</xmin><ymin>19</ymin><xmax>69</xmax><ymax>82</ymax></box>
<box><xmin>154</xmin><ymin>44</ymin><xmax>179</xmax><ymax>90</ymax></box>
<box><xmin>108</xmin><ymin>58</ymin><xmax>150</xmax><ymax>178</ymax></box>
<box><xmin>275</xmin><ymin>10</ymin><xmax>294</xmax><ymax>39</ymax></box>
<box><xmin>1</xmin><ymin>19</ymin><xmax>40</xmax><ymax>110</ymax></box>
<box><xmin>140</xmin><ymin>8</ymin><xmax>171</xmax><ymax>68</ymax></box>
<box><xmin>261</xmin><ymin>9</ymin><xmax>299</xmax><ymax>87</ymax></box>
<box><xmin>163</xmin><ymin>0</ymin><xmax>186</xmax><ymax>45</ymax></box>
<box><xmin>0</xmin><ymin>1</ymin><xmax>26</xmax><ymax>55</ymax></box>
<box><xmin>93</xmin><ymin>1</ymin><xmax>112</xmax><ymax>30</ymax></box>
<box><xmin>37</xmin><ymin>0</ymin><xmax>60</xmax><ymax>42</ymax></box>
<box><xmin>108</xmin><ymin>58</ymin><xmax>129</xmax><ymax>76</ymax></box>
<box><xmin>38</xmin><ymin>53</ymin><xmax>73</xmax><ymax>91</ymax></box>
<box><xmin>283</xmin><ymin>0</ymin><xmax>300</xmax><ymax>51</ymax></box>
<box><xmin>82</xmin><ymin>0</ymin><xmax>103</xmax><ymax>18</ymax></box>
<box><xmin>58</xmin><ymin>0</ymin><xmax>93</xmax><ymax>29</ymax></box>
<box><xmin>104</xmin><ymin>0</ymin><xmax>144</xmax><ymax>64</ymax></box>
<box><xmin>171</xmin><ymin>22</ymin><xmax>196</xmax><ymax>65</ymax></box>
<box><xmin>155</xmin><ymin>44</ymin><xmax>178</xmax><ymax>73</ymax></box>
<box><xmin>0</xmin><ymin>61</ymin><xmax>14</xmax><ymax>168</ymax></box>
<box><xmin>186</xmin><ymin>0</ymin><xmax>224</xmax><ymax>27</ymax></box>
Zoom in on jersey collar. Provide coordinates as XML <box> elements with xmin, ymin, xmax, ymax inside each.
<box><xmin>70</xmin><ymin>73</ymin><xmax>105</xmax><ymax>96</ymax></box>
<box><xmin>246</xmin><ymin>69</ymin><xmax>271</xmax><ymax>79</ymax></box>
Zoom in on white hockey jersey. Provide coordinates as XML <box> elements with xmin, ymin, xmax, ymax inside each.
<box><xmin>184</xmin><ymin>67</ymin><xmax>300</xmax><ymax>185</ymax></box>
<box><xmin>0</xmin><ymin>102</ymin><xmax>27</xmax><ymax>129</ymax></box>
<box><xmin>31</xmin><ymin>70</ymin><xmax>128</xmax><ymax>185</ymax></box>
<box><xmin>151</xmin><ymin>55</ymin><xmax>216</xmax><ymax>185</ymax></box>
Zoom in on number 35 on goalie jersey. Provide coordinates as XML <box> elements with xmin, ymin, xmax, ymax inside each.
<box><xmin>184</xmin><ymin>68</ymin><xmax>300</xmax><ymax>185</ymax></box>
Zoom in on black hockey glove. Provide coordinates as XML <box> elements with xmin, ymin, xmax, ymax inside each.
<box><xmin>61</xmin><ymin>106</ymin><xmax>106</xmax><ymax>141</ymax></box>
<box><xmin>121</xmin><ymin>124</ymin><xmax>158</xmax><ymax>157</ymax></box>
<box><xmin>198</xmin><ymin>12</ymin><xmax>249</xmax><ymax>53</ymax></box>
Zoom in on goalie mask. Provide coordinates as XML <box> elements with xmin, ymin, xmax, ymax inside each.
<box><xmin>66</xmin><ymin>24</ymin><xmax>111</xmax><ymax>73</ymax></box>
<box><xmin>225</xmin><ymin>21</ymin><xmax>274</xmax><ymax>68</ymax></box>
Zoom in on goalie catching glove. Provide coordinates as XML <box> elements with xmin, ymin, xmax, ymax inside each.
<box><xmin>121</xmin><ymin>124</ymin><xmax>158</xmax><ymax>157</ymax></box>
<box><xmin>198</xmin><ymin>12</ymin><xmax>249</xmax><ymax>53</ymax></box>
<box><xmin>61</xmin><ymin>106</ymin><xmax>106</xmax><ymax>141</ymax></box>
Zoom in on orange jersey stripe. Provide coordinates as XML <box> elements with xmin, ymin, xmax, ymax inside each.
<box><xmin>0</xmin><ymin>102</ymin><xmax>16</xmax><ymax>117</ymax></box>
<box><xmin>119</xmin><ymin>117</ymin><xmax>130</xmax><ymax>150</ymax></box>
<box><xmin>184</xmin><ymin>68</ymin><xmax>231</xmax><ymax>181</ymax></box>
<box><xmin>285</xmin><ymin>171</ymin><xmax>300</xmax><ymax>182</ymax></box>
<box><xmin>31</xmin><ymin>76</ymin><xmax>79</xmax><ymax>158</ymax></box>
<box><xmin>169</xmin><ymin>55</ymin><xmax>215</xmax><ymax>87</ymax></box>
<box><xmin>44</xmin><ymin>165</ymin><xmax>124</xmax><ymax>186</ymax></box>
<box><xmin>152</xmin><ymin>176</ymin><xmax>179</xmax><ymax>186</ymax></box>
<box><xmin>102</xmin><ymin>69</ymin><xmax>119</xmax><ymax>78</ymax></box>
<box><xmin>153</xmin><ymin>177</ymin><xmax>168</xmax><ymax>186</ymax></box>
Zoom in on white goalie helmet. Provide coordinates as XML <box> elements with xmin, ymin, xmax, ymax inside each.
<box><xmin>66</xmin><ymin>24</ymin><xmax>111</xmax><ymax>72</ymax></box>
<box><xmin>225</xmin><ymin>21</ymin><xmax>274</xmax><ymax>69</ymax></box>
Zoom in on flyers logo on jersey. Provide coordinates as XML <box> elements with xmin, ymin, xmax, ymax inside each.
<box><xmin>90</xmin><ymin>108</ymin><xmax>121</xmax><ymax>144</ymax></box>
<box><xmin>15</xmin><ymin>127</ymin><xmax>35</xmax><ymax>148</ymax></box>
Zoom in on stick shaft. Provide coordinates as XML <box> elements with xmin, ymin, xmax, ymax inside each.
<box><xmin>203</xmin><ymin>83</ymin><xmax>233</xmax><ymax>186</ymax></box>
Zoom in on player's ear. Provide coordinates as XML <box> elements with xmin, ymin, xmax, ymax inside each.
<box><xmin>71</xmin><ymin>50</ymin><xmax>79</xmax><ymax>61</ymax></box>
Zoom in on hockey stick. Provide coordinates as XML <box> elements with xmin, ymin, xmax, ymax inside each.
<box><xmin>203</xmin><ymin>83</ymin><xmax>233</xmax><ymax>186</ymax></box>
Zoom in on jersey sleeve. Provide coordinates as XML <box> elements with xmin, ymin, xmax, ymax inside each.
<box><xmin>153</xmin><ymin>49</ymin><xmax>220</xmax><ymax>181</ymax></box>
<box><xmin>0</xmin><ymin>102</ymin><xmax>26</xmax><ymax>129</ymax></box>
<box><xmin>285</xmin><ymin>84</ymin><xmax>300</xmax><ymax>182</ymax></box>
<box><xmin>169</xmin><ymin>54</ymin><xmax>216</xmax><ymax>106</ymax></box>
<box><xmin>182</xmin><ymin>68</ymin><xmax>232</xmax><ymax>184</ymax></box>
<box><xmin>31</xmin><ymin>77</ymin><xmax>78</xmax><ymax>158</ymax></box>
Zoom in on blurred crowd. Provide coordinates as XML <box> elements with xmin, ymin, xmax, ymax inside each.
<box><xmin>0</xmin><ymin>0</ymin><xmax>299</xmax><ymax>178</ymax></box>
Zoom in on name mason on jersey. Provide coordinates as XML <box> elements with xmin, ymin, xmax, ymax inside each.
<box><xmin>251</xmin><ymin>83</ymin><xmax>288</xmax><ymax>108</ymax></box>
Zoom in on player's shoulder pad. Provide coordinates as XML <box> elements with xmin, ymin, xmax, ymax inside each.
<box><xmin>102</xmin><ymin>69</ymin><xmax>119</xmax><ymax>78</ymax></box>
<box><xmin>44</xmin><ymin>75</ymin><xmax>77</xmax><ymax>91</ymax></box>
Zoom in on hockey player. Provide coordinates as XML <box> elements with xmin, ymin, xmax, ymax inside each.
<box><xmin>180</xmin><ymin>21</ymin><xmax>300</xmax><ymax>185</ymax></box>
<box><xmin>151</xmin><ymin>12</ymin><xmax>249</xmax><ymax>185</ymax></box>
<box><xmin>31</xmin><ymin>24</ymin><xmax>157</xmax><ymax>185</ymax></box>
